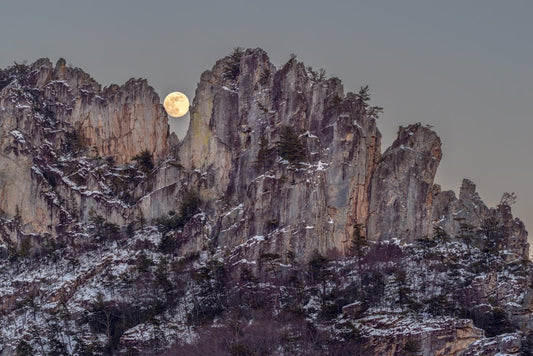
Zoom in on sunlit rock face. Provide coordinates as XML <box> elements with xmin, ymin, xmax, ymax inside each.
<box><xmin>0</xmin><ymin>58</ymin><xmax>168</xmax><ymax>236</ymax></box>
<box><xmin>39</xmin><ymin>58</ymin><xmax>169</xmax><ymax>163</ymax></box>
<box><xmin>362</xmin><ymin>317</ymin><xmax>483</xmax><ymax>356</ymax></box>
<box><xmin>177</xmin><ymin>48</ymin><xmax>381</xmax><ymax>260</ymax></box>
<box><xmin>173</xmin><ymin>48</ymin><xmax>529</xmax><ymax>260</ymax></box>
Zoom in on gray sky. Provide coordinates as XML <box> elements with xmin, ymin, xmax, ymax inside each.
<box><xmin>2</xmin><ymin>0</ymin><xmax>532</xmax><ymax>240</ymax></box>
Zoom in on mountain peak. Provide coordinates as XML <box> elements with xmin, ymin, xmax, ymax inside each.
<box><xmin>0</xmin><ymin>49</ymin><xmax>530</xmax><ymax>355</ymax></box>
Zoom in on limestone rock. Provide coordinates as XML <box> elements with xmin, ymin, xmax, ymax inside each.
<box><xmin>1</xmin><ymin>58</ymin><xmax>169</xmax><ymax>164</ymax></box>
<box><xmin>0</xmin><ymin>49</ymin><xmax>531</xmax><ymax>356</ymax></box>
<box><xmin>461</xmin><ymin>332</ymin><xmax>523</xmax><ymax>355</ymax></box>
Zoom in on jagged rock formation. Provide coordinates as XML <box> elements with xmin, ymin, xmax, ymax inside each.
<box><xmin>0</xmin><ymin>58</ymin><xmax>168</xmax><ymax>237</ymax></box>
<box><xmin>177</xmin><ymin>48</ymin><xmax>381</xmax><ymax>259</ymax></box>
<box><xmin>168</xmin><ymin>48</ymin><xmax>528</xmax><ymax>262</ymax></box>
<box><xmin>367</xmin><ymin>123</ymin><xmax>442</xmax><ymax>242</ymax></box>
<box><xmin>433</xmin><ymin>179</ymin><xmax>529</xmax><ymax>259</ymax></box>
<box><xmin>0</xmin><ymin>49</ymin><xmax>531</xmax><ymax>355</ymax></box>
<box><xmin>1</xmin><ymin>49</ymin><xmax>526</xmax><ymax>262</ymax></box>
<box><xmin>1</xmin><ymin>58</ymin><xmax>168</xmax><ymax>164</ymax></box>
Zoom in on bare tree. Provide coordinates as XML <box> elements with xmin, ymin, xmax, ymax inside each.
<box><xmin>499</xmin><ymin>192</ymin><xmax>517</xmax><ymax>207</ymax></box>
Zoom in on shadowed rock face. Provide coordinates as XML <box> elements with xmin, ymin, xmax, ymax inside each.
<box><xmin>367</xmin><ymin>123</ymin><xmax>442</xmax><ymax>242</ymax></box>
<box><xmin>433</xmin><ymin>179</ymin><xmax>529</xmax><ymax>259</ymax></box>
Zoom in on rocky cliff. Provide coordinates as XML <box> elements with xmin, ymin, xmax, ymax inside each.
<box><xmin>1</xmin><ymin>49</ymin><xmax>526</xmax><ymax>262</ymax></box>
<box><xmin>367</xmin><ymin>123</ymin><xmax>441</xmax><ymax>242</ymax></box>
<box><xmin>164</xmin><ymin>48</ymin><xmax>527</xmax><ymax>262</ymax></box>
<box><xmin>0</xmin><ymin>58</ymin><xmax>168</xmax><ymax>238</ymax></box>
<box><xmin>177</xmin><ymin>48</ymin><xmax>381</xmax><ymax>260</ymax></box>
<box><xmin>0</xmin><ymin>49</ymin><xmax>531</xmax><ymax>355</ymax></box>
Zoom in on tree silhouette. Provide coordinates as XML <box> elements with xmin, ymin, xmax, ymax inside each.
<box><xmin>455</xmin><ymin>217</ymin><xmax>476</xmax><ymax>253</ymax></box>
<box><xmin>349</xmin><ymin>223</ymin><xmax>368</xmax><ymax>282</ymax></box>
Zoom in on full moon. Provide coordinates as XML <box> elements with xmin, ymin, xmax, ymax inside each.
<box><xmin>163</xmin><ymin>92</ymin><xmax>190</xmax><ymax>118</ymax></box>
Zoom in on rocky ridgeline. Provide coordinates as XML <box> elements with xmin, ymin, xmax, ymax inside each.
<box><xmin>0</xmin><ymin>49</ymin><xmax>527</xmax><ymax>260</ymax></box>
<box><xmin>0</xmin><ymin>58</ymin><xmax>169</xmax><ymax>238</ymax></box>
<box><xmin>0</xmin><ymin>49</ymin><xmax>531</xmax><ymax>355</ymax></box>
<box><xmin>171</xmin><ymin>47</ymin><xmax>528</xmax><ymax>262</ymax></box>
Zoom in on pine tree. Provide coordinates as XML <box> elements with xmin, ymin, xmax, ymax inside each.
<box><xmin>277</xmin><ymin>126</ymin><xmax>305</xmax><ymax>166</ymax></box>
<box><xmin>455</xmin><ymin>217</ymin><xmax>475</xmax><ymax>253</ymax></box>
<box><xmin>132</xmin><ymin>149</ymin><xmax>154</xmax><ymax>173</ymax></box>
<box><xmin>499</xmin><ymin>192</ymin><xmax>517</xmax><ymax>207</ymax></box>
<box><xmin>14</xmin><ymin>204</ymin><xmax>22</xmax><ymax>226</ymax></box>
<box><xmin>349</xmin><ymin>223</ymin><xmax>368</xmax><ymax>282</ymax></box>
<box><xmin>355</xmin><ymin>85</ymin><xmax>383</xmax><ymax>119</ymax></box>
<box><xmin>308</xmin><ymin>252</ymin><xmax>331</xmax><ymax>308</ymax></box>
<box><xmin>179</xmin><ymin>190</ymin><xmax>200</xmax><ymax>222</ymax></box>
<box><xmin>433</xmin><ymin>225</ymin><xmax>450</xmax><ymax>255</ymax></box>
<box><xmin>355</xmin><ymin>85</ymin><xmax>370</xmax><ymax>107</ymax></box>
<box><xmin>482</xmin><ymin>217</ymin><xmax>504</xmax><ymax>255</ymax></box>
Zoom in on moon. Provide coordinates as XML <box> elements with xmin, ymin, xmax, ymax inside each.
<box><xmin>163</xmin><ymin>92</ymin><xmax>190</xmax><ymax>117</ymax></box>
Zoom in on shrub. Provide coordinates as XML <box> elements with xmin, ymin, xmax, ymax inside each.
<box><xmin>154</xmin><ymin>257</ymin><xmax>172</xmax><ymax>292</ymax></box>
<box><xmin>265</xmin><ymin>218</ymin><xmax>279</xmax><ymax>232</ymax></box>
<box><xmin>86</xmin><ymin>295</ymin><xmax>149</xmax><ymax>352</ymax></box>
<box><xmin>42</xmin><ymin>170</ymin><xmax>58</xmax><ymax>188</ymax></box>
<box><xmin>64</xmin><ymin>127</ymin><xmax>88</xmax><ymax>154</ymax></box>
<box><xmin>18</xmin><ymin>237</ymin><xmax>32</xmax><ymax>259</ymax></box>
<box><xmin>155</xmin><ymin>212</ymin><xmax>181</xmax><ymax>235</ymax></box>
<box><xmin>255</xmin><ymin>136</ymin><xmax>274</xmax><ymax>172</ymax></box>
<box><xmin>89</xmin><ymin>208</ymin><xmax>120</xmax><ymax>241</ymax></box>
<box><xmin>478</xmin><ymin>307</ymin><xmax>515</xmax><ymax>337</ymax></box>
<box><xmin>361</xmin><ymin>271</ymin><xmax>385</xmax><ymax>306</ymax></box>
<box><xmin>401</xmin><ymin>338</ymin><xmax>421</xmax><ymax>355</ymax></box>
<box><xmin>308</xmin><ymin>252</ymin><xmax>330</xmax><ymax>284</ymax></box>
<box><xmin>179</xmin><ymin>190</ymin><xmax>200</xmax><ymax>222</ymax></box>
<box><xmin>137</xmin><ymin>251</ymin><xmax>153</xmax><ymax>273</ymax></box>
<box><xmin>16</xmin><ymin>340</ymin><xmax>34</xmax><ymax>356</ymax></box>
<box><xmin>259</xmin><ymin>68</ymin><xmax>270</xmax><ymax>85</ymax></box>
<box><xmin>426</xmin><ymin>294</ymin><xmax>454</xmax><ymax>316</ymax></box>
<box><xmin>132</xmin><ymin>149</ymin><xmax>154</xmax><ymax>174</ymax></box>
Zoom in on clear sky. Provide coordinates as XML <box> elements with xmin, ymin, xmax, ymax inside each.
<box><xmin>2</xmin><ymin>0</ymin><xmax>532</xmax><ymax>240</ymax></box>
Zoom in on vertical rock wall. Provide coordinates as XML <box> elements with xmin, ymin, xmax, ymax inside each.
<box><xmin>0</xmin><ymin>50</ymin><xmax>527</xmax><ymax>262</ymax></box>
<box><xmin>367</xmin><ymin>123</ymin><xmax>442</xmax><ymax>242</ymax></box>
<box><xmin>177</xmin><ymin>48</ymin><xmax>381</xmax><ymax>259</ymax></box>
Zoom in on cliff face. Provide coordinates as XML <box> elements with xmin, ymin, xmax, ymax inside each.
<box><xmin>0</xmin><ymin>50</ymin><xmax>531</xmax><ymax>355</ymax></box>
<box><xmin>0</xmin><ymin>58</ymin><xmax>168</xmax><ymax>237</ymax></box>
<box><xmin>367</xmin><ymin>123</ymin><xmax>442</xmax><ymax>242</ymax></box>
<box><xmin>432</xmin><ymin>179</ymin><xmax>529</xmax><ymax>259</ymax></box>
<box><xmin>2</xmin><ymin>50</ymin><xmax>526</xmax><ymax>262</ymax></box>
<box><xmin>2</xmin><ymin>58</ymin><xmax>168</xmax><ymax>163</ymax></box>
<box><xmin>177</xmin><ymin>48</ymin><xmax>382</xmax><ymax>259</ymax></box>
